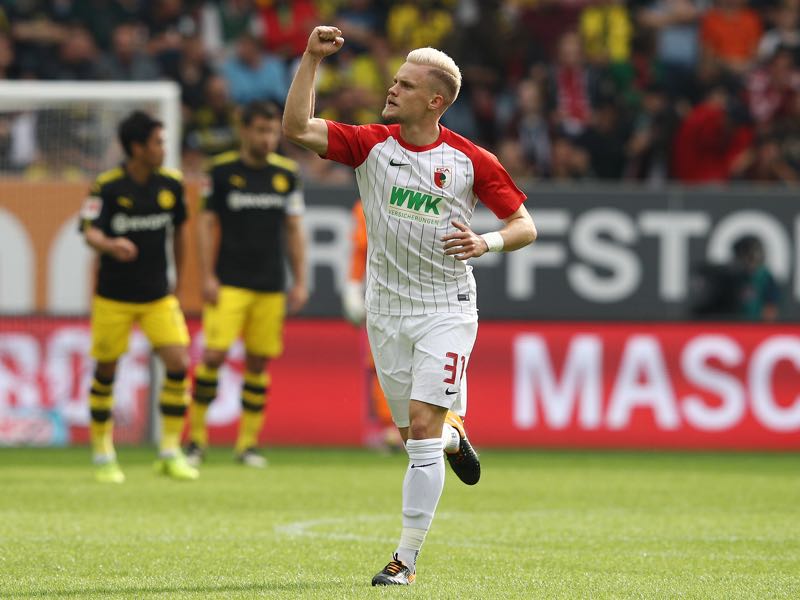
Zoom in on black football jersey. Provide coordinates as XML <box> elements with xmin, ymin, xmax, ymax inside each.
<box><xmin>203</xmin><ymin>152</ymin><xmax>304</xmax><ymax>292</ymax></box>
<box><xmin>80</xmin><ymin>165</ymin><xmax>186</xmax><ymax>302</ymax></box>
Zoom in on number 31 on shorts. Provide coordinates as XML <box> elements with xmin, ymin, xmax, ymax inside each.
<box><xmin>443</xmin><ymin>352</ymin><xmax>466</xmax><ymax>384</ymax></box>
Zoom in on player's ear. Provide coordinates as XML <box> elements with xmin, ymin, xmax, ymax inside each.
<box><xmin>429</xmin><ymin>93</ymin><xmax>445</xmax><ymax>112</ymax></box>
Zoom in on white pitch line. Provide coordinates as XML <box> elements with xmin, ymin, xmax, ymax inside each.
<box><xmin>274</xmin><ymin>514</ymin><xmax>397</xmax><ymax>544</ymax></box>
<box><xmin>274</xmin><ymin>513</ymin><xmax>492</xmax><ymax>548</ymax></box>
<box><xmin>274</xmin><ymin>512</ymin><xmax>795</xmax><ymax>560</ymax></box>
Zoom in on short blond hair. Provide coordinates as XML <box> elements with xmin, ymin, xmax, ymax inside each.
<box><xmin>406</xmin><ymin>47</ymin><xmax>462</xmax><ymax>106</ymax></box>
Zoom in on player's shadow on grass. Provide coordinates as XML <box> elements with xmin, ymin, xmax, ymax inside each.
<box><xmin>7</xmin><ymin>581</ymin><xmax>335</xmax><ymax>598</ymax></box>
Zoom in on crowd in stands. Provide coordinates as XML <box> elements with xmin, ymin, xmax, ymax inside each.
<box><xmin>0</xmin><ymin>0</ymin><xmax>799</xmax><ymax>185</ymax></box>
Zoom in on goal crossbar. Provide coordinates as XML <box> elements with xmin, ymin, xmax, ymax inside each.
<box><xmin>0</xmin><ymin>81</ymin><xmax>182</xmax><ymax>168</ymax></box>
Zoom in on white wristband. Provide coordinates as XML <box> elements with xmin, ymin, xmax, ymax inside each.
<box><xmin>481</xmin><ymin>231</ymin><xmax>504</xmax><ymax>252</ymax></box>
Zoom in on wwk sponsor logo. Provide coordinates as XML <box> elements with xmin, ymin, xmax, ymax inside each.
<box><xmin>387</xmin><ymin>185</ymin><xmax>443</xmax><ymax>225</ymax></box>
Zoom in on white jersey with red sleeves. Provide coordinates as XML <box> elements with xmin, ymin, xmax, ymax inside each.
<box><xmin>325</xmin><ymin>121</ymin><xmax>526</xmax><ymax>316</ymax></box>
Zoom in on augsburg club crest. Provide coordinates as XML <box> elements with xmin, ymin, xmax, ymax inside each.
<box><xmin>434</xmin><ymin>166</ymin><xmax>451</xmax><ymax>189</ymax></box>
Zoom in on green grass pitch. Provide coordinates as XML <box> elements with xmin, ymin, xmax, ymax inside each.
<box><xmin>1</xmin><ymin>447</ymin><xmax>798</xmax><ymax>599</ymax></box>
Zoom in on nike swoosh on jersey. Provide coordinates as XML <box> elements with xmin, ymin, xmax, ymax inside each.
<box><xmin>389</xmin><ymin>158</ymin><xmax>409</xmax><ymax>167</ymax></box>
<box><xmin>445</xmin><ymin>388</ymin><xmax>458</xmax><ymax>395</ymax></box>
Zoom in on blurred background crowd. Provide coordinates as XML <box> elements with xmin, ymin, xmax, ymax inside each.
<box><xmin>0</xmin><ymin>0</ymin><xmax>799</xmax><ymax>185</ymax></box>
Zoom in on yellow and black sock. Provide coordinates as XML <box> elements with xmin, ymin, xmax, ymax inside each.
<box><xmin>89</xmin><ymin>373</ymin><xmax>115</xmax><ymax>460</ymax></box>
<box><xmin>235</xmin><ymin>371</ymin><xmax>270</xmax><ymax>454</ymax></box>
<box><xmin>159</xmin><ymin>370</ymin><xmax>189</xmax><ymax>456</ymax></box>
<box><xmin>190</xmin><ymin>363</ymin><xmax>218</xmax><ymax>448</ymax></box>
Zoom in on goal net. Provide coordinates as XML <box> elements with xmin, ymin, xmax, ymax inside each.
<box><xmin>0</xmin><ymin>81</ymin><xmax>181</xmax><ymax>447</ymax></box>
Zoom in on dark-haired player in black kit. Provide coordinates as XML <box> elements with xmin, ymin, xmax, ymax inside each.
<box><xmin>79</xmin><ymin>110</ymin><xmax>199</xmax><ymax>483</ymax></box>
<box><xmin>187</xmin><ymin>101</ymin><xmax>308</xmax><ymax>468</ymax></box>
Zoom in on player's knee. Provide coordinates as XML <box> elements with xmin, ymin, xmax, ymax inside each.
<box><xmin>164</xmin><ymin>353</ymin><xmax>190</xmax><ymax>374</ymax></box>
<box><xmin>407</xmin><ymin>416</ymin><xmax>442</xmax><ymax>441</ymax></box>
<box><xmin>245</xmin><ymin>354</ymin><xmax>268</xmax><ymax>373</ymax></box>
<box><xmin>202</xmin><ymin>350</ymin><xmax>226</xmax><ymax>370</ymax></box>
<box><xmin>94</xmin><ymin>362</ymin><xmax>117</xmax><ymax>381</ymax></box>
<box><xmin>407</xmin><ymin>422</ymin><xmax>432</xmax><ymax>440</ymax></box>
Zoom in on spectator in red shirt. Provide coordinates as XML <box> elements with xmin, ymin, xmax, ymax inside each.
<box><xmin>672</xmin><ymin>81</ymin><xmax>754</xmax><ymax>182</ymax></box>
<box><xmin>259</xmin><ymin>0</ymin><xmax>318</xmax><ymax>59</ymax></box>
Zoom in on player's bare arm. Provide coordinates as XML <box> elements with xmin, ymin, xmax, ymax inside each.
<box><xmin>285</xmin><ymin>214</ymin><xmax>308</xmax><ymax>314</ymax></box>
<box><xmin>84</xmin><ymin>225</ymin><xmax>138</xmax><ymax>262</ymax></box>
<box><xmin>197</xmin><ymin>210</ymin><xmax>220</xmax><ymax>304</ymax></box>
<box><xmin>442</xmin><ymin>205</ymin><xmax>536</xmax><ymax>261</ymax></box>
<box><xmin>282</xmin><ymin>26</ymin><xmax>344</xmax><ymax>156</ymax></box>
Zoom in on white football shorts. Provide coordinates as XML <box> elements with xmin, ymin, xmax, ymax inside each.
<box><xmin>366</xmin><ymin>312</ymin><xmax>479</xmax><ymax>428</ymax></box>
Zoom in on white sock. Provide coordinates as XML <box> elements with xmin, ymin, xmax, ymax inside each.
<box><xmin>395</xmin><ymin>438</ymin><xmax>445</xmax><ymax>570</ymax></box>
<box><xmin>442</xmin><ymin>424</ymin><xmax>460</xmax><ymax>454</ymax></box>
<box><xmin>92</xmin><ymin>453</ymin><xmax>116</xmax><ymax>465</ymax></box>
